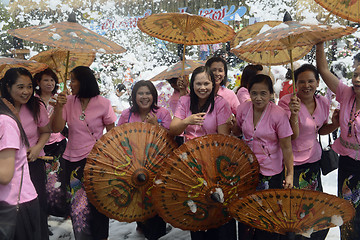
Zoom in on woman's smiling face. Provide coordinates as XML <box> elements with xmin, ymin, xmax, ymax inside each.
<box><xmin>8</xmin><ymin>74</ymin><xmax>33</xmax><ymax>109</ymax></box>
<box><xmin>193</xmin><ymin>72</ymin><xmax>213</xmax><ymax>100</ymax></box>
<box><xmin>136</xmin><ymin>86</ymin><xmax>153</xmax><ymax>111</ymax></box>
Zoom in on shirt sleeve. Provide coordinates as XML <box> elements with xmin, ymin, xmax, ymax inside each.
<box><xmin>37</xmin><ymin>103</ymin><xmax>50</xmax><ymax>128</ymax></box>
<box><xmin>0</xmin><ymin>117</ymin><xmax>20</xmax><ymax>151</ymax></box>
<box><xmin>335</xmin><ymin>81</ymin><xmax>350</xmax><ymax>103</ymax></box>
<box><xmin>102</xmin><ymin>98</ymin><xmax>117</xmax><ymax>126</ymax></box>
<box><xmin>216</xmin><ymin>98</ymin><xmax>232</xmax><ymax>126</ymax></box>
<box><xmin>277</xmin><ymin>95</ymin><xmax>291</xmax><ymax>119</ymax></box>
<box><xmin>174</xmin><ymin>96</ymin><xmax>188</xmax><ymax>120</ymax></box>
<box><xmin>117</xmin><ymin>109</ymin><xmax>130</xmax><ymax>126</ymax></box>
<box><xmin>158</xmin><ymin>107</ymin><xmax>172</xmax><ymax>130</ymax></box>
<box><xmin>274</xmin><ymin>106</ymin><xmax>293</xmax><ymax>139</ymax></box>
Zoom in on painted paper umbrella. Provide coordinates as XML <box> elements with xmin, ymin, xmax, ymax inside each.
<box><xmin>314</xmin><ymin>0</ymin><xmax>360</xmax><ymax>23</ymax></box>
<box><xmin>151</xmin><ymin>134</ymin><xmax>260</xmax><ymax>231</ymax></box>
<box><xmin>231</xmin><ymin>20</ymin><xmax>312</xmax><ymax>66</ymax></box>
<box><xmin>229</xmin><ymin>188</ymin><xmax>355</xmax><ymax>240</ymax></box>
<box><xmin>84</xmin><ymin>122</ymin><xmax>178</xmax><ymax>222</ymax></box>
<box><xmin>0</xmin><ymin>56</ymin><xmax>48</xmax><ymax>78</ymax></box>
<box><xmin>30</xmin><ymin>49</ymin><xmax>95</xmax><ymax>83</ymax></box>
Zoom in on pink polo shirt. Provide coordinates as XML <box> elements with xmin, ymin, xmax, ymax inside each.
<box><xmin>236</xmin><ymin>87</ymin><xmax>251</xmax><ymax>104</ymax></box>
<box><xmin>19</xmin><ymin>101</ymin><xmax>49</xmax><ymax>157</ymax></box>
<box><xmin>236</xmin><ymin>101</ymin><xmax>293</xmax><ymax>176</ymax></box>
<box><xmin>217</xmin><ymin>86</ymin><xmax>240</xmax><ymax>115</ymax></box>
<box><xmin>278</xmin><ymin>94</ymin><xmax>329</xmax><ymax>165</ymax></box>
<box><xmin>117</xmin><ymin>107</ymin><xmax>172</xmax><ymax>130</ymax></box>
<box><xmin>62</xmin><ymin>95</ymin><xmax>117</xmax><ymax>162</ymax></box>
<box><xmin>0</xmin><ymin>115</ymin><xmax>37</xmax><ymax>205</ymax></box>
<box><xmin>169</xmin><ymin>91</ymin><xmax>181</xmax><ymax>116</ymax></box>
<box><xmin>332</xmin><ymin>81</ymin><xmax>360</xmax><ymax>160</ymax></box>
<box><xmin>174</xmin><ymin>95</ymin><xmax>231</xmax><ymax>140</ymax></box>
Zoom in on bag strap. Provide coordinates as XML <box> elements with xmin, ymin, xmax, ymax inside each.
<box><xmin>318</xmin><ymin>134</ymin><xmax>332</xmax><ymax>149</ymax></box>
<box><xmin>16</xmin><ymin>165</ymin><xmax>24</xmax><ymax>211</ymax></box>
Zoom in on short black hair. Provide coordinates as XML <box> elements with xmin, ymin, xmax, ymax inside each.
<box><xmin>130</xmin><ymin>80</ymin><xmax>159</xmax><ymax>113</ymax></box>
<box><xmin>34</xmin><ymin>68</ymin><xmax>59</xmax><ymax>95</ymax></box>
<box><xmin>248</xmin><ymin>74</ymin><xmax>274</xmax><ymax>94</ymax></box>
<box><xmin>354</xmin><ymin>52</ymin><xmax>360</xmax><ymax>62</ymax></box>
<box><xmin>294</xmin><ymin>64</ymin><xmax>319</xmax><ymax>83</ymax></box>
<box><xmin>70</xmin><ymin>66</ymin><xmax>100</xmax><ymax>98</ymax></box>
<box><xmin>116</xmin><ymin>83</ymin><xmax>126</xmax><ymax>92</ymax></box>
<box><xmin>205</xmin><ymin>56</ymin><xmax>228</xmax><ymax>86</ymax></box>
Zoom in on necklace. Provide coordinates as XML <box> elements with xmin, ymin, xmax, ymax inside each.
<box><xmin>79</xmin><ymin>99</ymin><xmax>89</xmax><ymax>121</ymax></box>
<box><xmin>348</xmin><ymin>99</ymin><xmax>360</xmax><ymax>137</ymax></box>
<box><xmin>79</xmin><ymin>110</ymin><xmax>86</xmax><ymax>121</ymax></box>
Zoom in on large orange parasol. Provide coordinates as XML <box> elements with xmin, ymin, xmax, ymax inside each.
<box><xmin>149</xmin><ymin>59</ymin><xmax>205</xmax><ymax>81</ymax></box>
<box><xmin>137</xmin><ymin>13</ymin><xmax>235</xmax><ymax>76</ymax></box>
<box><xmin>151</xmin><ymin>134</ymin><xmax>259</xmax><ymax>231</ymax></box>
<box><xmin>0</xmin><ymin>56</ymin><xmax>48</xmax><ymax>78</ymax></box>
<box><xmin>229</xmin><ymin>188</ymin><xmax>355</xmax><ymax>239</ymax></box>
<box><xmin>84</xmin><ymin>122</ymin><xmax>178</xmax><ymax>222</ymax></box>
<box><xmin>8</xmin><ymin>13</ymin><xmax>126</xmax><ymax>85</ymax></box>
<box><xmin>314</xmin><ymin>0</ymin><xmax>360</xmax><ymax>23</ymax></box>
<box><xmin>235</xmin><ymin>18</ymin><xmax>356</xmax><ymax>92</ymax></box>
<box><xmin>30</xmin><ymin>49</ymin><xmax>95</xmax><ymax>83</ymax></box>
<box><xmin>231</xmin><ymin>21</ymin><xmax>312</xmax><ymax>66</ymax></box>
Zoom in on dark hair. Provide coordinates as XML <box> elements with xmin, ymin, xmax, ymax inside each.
<box><xmin>240</xmin><ymin>64</ymin><xmax>263</xmax><ymax>89</ymax></box>
<box><xmin>294</xmin><ymin>64</ymin><xmax>319</xmax><ymax>83</ymax></box>
<box><xmin>205</xmin><ymin>56</ymin><xmax>228</xmax><ymax>86</ymax></box>
<box><xmin>0</xmin><ymin>98</ymin><xmax>29</xmax><ymax>147</ymax></box>
<box><xmin>70</xmin><ymin>66</ymin><xmax>100</xmax><ymax>98</ymax></box>
<box><xmin>34</xmin><ymin>68</ymin><xmax>59</xmax><ymax>95</ymax></box>
<box><xmin>354</xmin><ymin>52</ymin><xmax>360</xmax><ymax>62</ymax></box>
<box><xmin>189</xmin><ymin>66</ymin><xmax>216</xmax><ymax>114</ymax></box>
<box><xmin>166</xmin><ymin>78</ymin><xmax>178</xmax><ymax>85</ymax></box>
<box><xmin>1</xmin><ymin>67</ymin><xmax>42</xmax><ymax>123</ymax></box>
<box><xmin>116</xmin><ymin>83</ymin><xmax>126</xmax><ymax>92</ymax></box>
<box><xmin>130</xmin><ymin>80</ymin><xmax>159</xmax><ymax>113</ymax></box>
<box><xmin>248</xmin><ymin>74</ymin><xmax>274</xmax><ymax>94</ymax></box>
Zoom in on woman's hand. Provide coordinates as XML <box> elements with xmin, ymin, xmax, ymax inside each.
<box><xmin>283</xmin><ymin>174</ymin><xmax>294</xmax><ymax>189</ymax></box>
<box><xmin>27</xmin><ymin>145</ymin><xmax>42</xmax><ymax>162</ymax></box>
<box><xmin>289</xmin><ymin>95</ymin><xmax>301</xmax><ymax>115</ymax></box>
<box><xmin>55</xmin><ymin>91</ymin><xmax>67</xmax><ymax>108</ymax></box>
<box><xmin>185</xmin><ymin>112</ymin><xmax>206</xmax><ymax>126</ymax></box>
<box><xmin>145</xmin><ymin>112</ymin><xmax>158</xmax><ymax>125</ymax></box>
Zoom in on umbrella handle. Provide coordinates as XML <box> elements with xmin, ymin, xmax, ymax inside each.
<box><xmin>64</xmin><ymin>51</ymin><xmax>70</xmax><ymax>91</ymax></box>
<box><xmin>288</xmin><ymin>49</ymin><xmax>296</xmax><ymax>95</ymax></box>
<box><xmin>50</xmin><ymin>55</ymin><xmax>65</xmax><ymax>83</ymax></box>
<box><xmin>181</xmin><ymin>44</ymin><xmax>186</xmax><ymax>77</ymax></box>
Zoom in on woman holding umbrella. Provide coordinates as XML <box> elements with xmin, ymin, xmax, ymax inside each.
<box><xmin>278</xmin><ymin>63</ymin><xmax>340</xmax><ymax>240</ymax></box>
<box><xmin>169</xmin><ymin>66</ymin><xmax>235</xmax><ymax>240</ymax></box>
<box><xmin>117</xmin><ymin>80</ymin><xmax>171</xmax><ymax>240</ymax></box>
<box><xmin>52</xmin><ymin>66</ymin><xmax>117</xmax><ymax>240</ymax></box>
<box><xmin>34</xmin><ymin>68</ymin><xmax>69</xmax><ymax>218</ymax></box>
<box><xmin>1</xmin><ymin>67</ymin><xmax>51</xmax><ymax>240</ymax></box>
<box><xmin>205</xmin><ymin>56</ymin><xmax>239</xmax><ymax>115</ymax></box>
<box><xmin>234</xmin><ymin>74</ymin><xmax>294</xmax><ymax>240</ymax></box>
<box><xmin>316</xmin><ymin>42</ymin><xmax>360</xmax><ymax>240</ymax></box>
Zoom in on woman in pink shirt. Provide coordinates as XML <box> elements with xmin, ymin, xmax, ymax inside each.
<box><xmin>0</xmin><ymin>98</ymin><xmax>40</xmax><ymax>240</ymax></box>
<box><xmin>279</xmin><ymin>64</ymin><xmax>339</xmax><ymax>240</ymax></box>
<box><xmin>170</xmin><ymin>66</ymin><xmax>234</xmax><ymax>240</ymax></box>
<box><xmin>52</xmin><ymin>66</ymin><xmax>117</xmax><ymax>240</ymax></box>
<box><xmin>34</xmin><ymin>68</ymin><xmax>69</xmax><ymax>218</ymax></box>
<box><xmin>235</xmin><ymin>74</ymin><xmax>294</xmax><ymax>240</ymax></box>
<box><xmin>317</xmin><ymin>42</ymin><xmax>360</xmax><ymax>240</ymax></box>
<box><xmin>1</xmin><ymin>67</ymin><xmax>50</xmax><ymax>240</ymax></box>
<box><xmin>117</xmin><ymin>80</ymin><xmax>171</xmax><ymax>240</ymax></box>
<box><xmin>205</xmin><ymin>57</ymin><xmax>239</xmax><ymax>115</ymax></box>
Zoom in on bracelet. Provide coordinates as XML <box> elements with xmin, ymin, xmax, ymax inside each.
<box><xmin>292</xmin><ymin>119</ymin><xmax>298</xmax><ymax>125</ymax></box>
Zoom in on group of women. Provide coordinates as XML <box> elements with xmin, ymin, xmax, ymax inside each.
<box><xmin>0</xmin><ymin>41</ymin><xmax>360</xmax><ymax>240</ymax></box>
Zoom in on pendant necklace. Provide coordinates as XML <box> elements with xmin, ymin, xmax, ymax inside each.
<box><xmin>348</xmin><ymin>99</ymin><xmax>360</xmax><ymax>137</ymax></box>
<box><xmin>80</xmin><ymin>99</ymin><xmax>88</xmax><ymax>121</ymax></box>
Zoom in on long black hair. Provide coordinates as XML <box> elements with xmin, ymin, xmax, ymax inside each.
<box><xmin>189</xmin><ymin>66</ymin><xmax>216</xmax><ymax>114</ymax></box>
<box><xmin>130</xmin><ymin>80</ymin><xmax>159</xmax><ymax>113</ymax></box>
<box><xmin>70</xmin><ymin>66</ymin><xmax>100</xmax><ymax>98</ymax></box>
<box><xmin>1</xmin><ymin>67</ymin><xmax>42</xmax><ymax>123</ymax></box>
<box><xmin>0</xmin><ymin>98</ymin><xmax>29</xmax><ymax>147</ymax></box>
<box><xmin>34</xmin><ymin>68</ymin><xmax>59</xmax><ymax>96</ymax></box>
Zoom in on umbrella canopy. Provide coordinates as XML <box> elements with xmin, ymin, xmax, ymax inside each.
<box><xmin>84</xmin><ymin>122</ymin><xmax>178</xmax><ymax>222</ymax></box>
<box><xmin>137</xmin><ymin>13</ymin><xmax>235</xmax><ymax>45</ymax></box>
<box><xmin>8</xmin><ymin>16</ymin><xmax>126</xmax><ymax>54</ymax></box>
<box><xmin>237</xmin><ymin>21</ymin><xmax>356</xmax><ymax>54</ymax></box>
<box><xmin>231</xmin><ymin>21</ymin><xmax>313</xmax><ymax>66</ymax></box>
<box><xmin>149</xmin><ymin>59</ymin><xmax>205</xmax><ymax>81</ymax></box>
<box><xmin>0</xmin><ymin>57</ymin><xmax>48</xmax><ymax>78</ymax></box>
<box><xmin>229</xmin><ymin>189</ymin><xmax>355</xmax><ymax>239</ymax></box>
<box><xmin>314</xmin><ymin>0</ymin><xmax>360</xmax><ymax>23</ymax></box>
<box><xmin>151</xmin><ymin>134</ymin><xmax>259</xmax><ymax>231</ymax></box>
<box><xmin>30</xmin><ymin>49</ymin><xmax>95</xmax><ymax>83</ymax></box>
